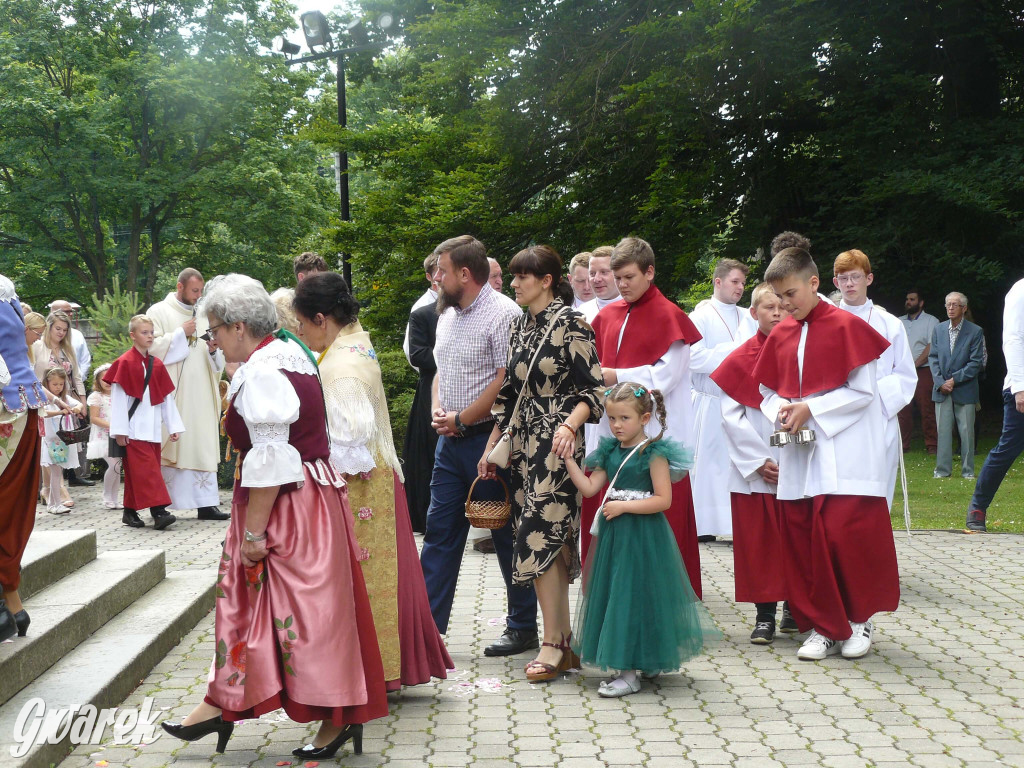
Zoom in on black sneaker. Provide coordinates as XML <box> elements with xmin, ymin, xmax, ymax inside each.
<box><xmin>750</xmin><ymin>620</ymin><xmax>776</xmax><ymax>645</ymax></box>
<box><xmin>122</xmin><ymin>509</ymin><xmax>145</xmax><ymax>528</ymax></box>
<box><xmin>780</xmin><ymin>603</ymin><xmax>799</xmax><ymax>634</ymax></box>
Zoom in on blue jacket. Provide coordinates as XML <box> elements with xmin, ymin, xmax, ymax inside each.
<box><xmin>928</xmin><ymin>319</ymin><xmax>985</xmax><ymax>404</ymax></box>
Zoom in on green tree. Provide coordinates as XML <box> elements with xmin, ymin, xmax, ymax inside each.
<box><xmin>0</xmin><ymin>0</ymin><xmax>336</xmax><ymax>305</ymax></box>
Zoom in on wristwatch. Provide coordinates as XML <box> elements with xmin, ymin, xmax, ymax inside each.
<box><xmin>244</xmin><ymin>529</ymin><xmax>267</xmax><ymax>543</ymax></box>
<box><xmin>454</xmin><ymin>411</ymin><xmax>466</xmax><ymax>433</ymax></box>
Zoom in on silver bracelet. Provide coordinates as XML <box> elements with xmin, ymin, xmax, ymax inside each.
<box><xmin>244</xmin><ymin>529</ymin><xmax>267</xmax><ymax>543</ymax></box>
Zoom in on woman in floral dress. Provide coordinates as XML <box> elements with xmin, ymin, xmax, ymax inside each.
<box><xmin>161</xmin><ymin>274</ymin><xmax>386</xmax><ymax>758</ymax></box>
<box><xmin>293</xmin><ymin>271</ymin><xmax>453</xmax><ymax>691</ymax></box>
<box><xmin>478</xmin><ymin>245</ymin><xmax>604</xmax><ymax>682</ymax></box>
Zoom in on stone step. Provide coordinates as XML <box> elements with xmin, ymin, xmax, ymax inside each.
<box><xmin>0</xmin><ymin>549</ymin><xmax>165</xmax><ymax>706</ymax></box>
<box><xmin>0</xmin><ymin>570</ymin><xmax>215</xmax><ymax>768</ymax></box>
<box><xmin>18</xmin><ymin>530</ymin><xmax>98</xmax><ymax>602</ymax></box>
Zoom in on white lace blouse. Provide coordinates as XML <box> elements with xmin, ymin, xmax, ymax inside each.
<box><xmin>229</xmin><ymin>339</ymin><xmax>315</xmax><ymax>488</ymax></box>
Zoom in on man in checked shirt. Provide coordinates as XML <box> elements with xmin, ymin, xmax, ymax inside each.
<box><xmin>419</xmin><ymin>235</ymin><xmax>539</xmax><ymax>656</ymax></box>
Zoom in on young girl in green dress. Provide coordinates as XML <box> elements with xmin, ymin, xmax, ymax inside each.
<box><xmin>564</xmin><ymin>382</ymin><xmax>717</xmax><ymax>697</ymax></box>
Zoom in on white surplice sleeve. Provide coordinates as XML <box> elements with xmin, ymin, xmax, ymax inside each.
<box><xmin>233</xmin><ymin>365</ymin><xmax>303</xmax><ymax>488</ymax></box>
<box><xmin>877</xmin><ymin>320</ymin><xmax>917</xmax><ymax>420</ymax></box>
<box><xmin>805</xmin><ymin>363</ymin><xmax>876</xmax><ymax>439</ymax></box>
<box><xmin>322</xmin><ymin>376</ymin><xmax>377</xmax><ymax>475</ymax></box>
<box><xmin>160</xmin><ymin>395</ymin><xmax>186</xmax><ymax>436</ymax></box>
<box><xmin>615</xmin><ymin>340</ymin><xmax>691</xmax><ymax>393</ymax></box>
<box><xmin>162</xmin><ymin>328</ymin><xmax>190</xmax><ymax>366</ymax></box>
<box><xmin>721</xmin><ymin>394</ymin><xmax>771</xmax><ymax>481</ymax></box>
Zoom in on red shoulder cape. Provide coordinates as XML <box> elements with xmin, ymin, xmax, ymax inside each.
<box><xmin>711</xmin><ymin>330</ymin><xmax>768</xmax><ymax>409</ymax></box>
<box><xmin>591</xmin><ymin>285</ymin><xmax>702</xmax><ymax>367</ymax></box>
<box><xmin>104</xmin><ymin>346</ymin><xmax>175</xmax><ymax>405</ymax></box>
<box><xmin>751</xmin><ymin>299</ymin><xmax>890</xmax><ymax>398</ymax></box>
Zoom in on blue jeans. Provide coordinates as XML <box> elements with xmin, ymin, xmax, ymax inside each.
<box><xmin>419</xmin><ymin>432</ymin><xmax>537</xmax><ymax>635</ymax></box>
<box><xmin>969</xmin><ymin>389</ymin><xmax>1024</xmax><ymax>512</ymax></box>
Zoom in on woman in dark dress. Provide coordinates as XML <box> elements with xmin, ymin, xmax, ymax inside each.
<box><xmin>402</xmin><ymin>302</ymin><xmax>440</xmax><ymax>534</ymax></box>
<box><xmin>477</xmin><ymin>245</ymin><xmax>603</xmax><ymax>683</ymax></box>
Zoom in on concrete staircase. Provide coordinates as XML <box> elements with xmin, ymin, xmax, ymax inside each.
<box><xmin>0</xmin><ymin>530</ymin><xmax>214</xmax><ymax>768</ymax></box>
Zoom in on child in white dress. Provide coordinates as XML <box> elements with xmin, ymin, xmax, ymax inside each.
<box><xmin>40</xmin><ymin>367</ymin><xmax>85</xmax><ymax>515</ymax></box>
<box><xmin>87</xmin><ymin>363</ymin><xmax>121</xmax><ymax>509</ymax></box>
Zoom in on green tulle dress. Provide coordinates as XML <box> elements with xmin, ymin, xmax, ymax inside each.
<box><xmin>572</xmin><ymin>437</ymin><xmax>720</xmax><ymax>674</ymax></box>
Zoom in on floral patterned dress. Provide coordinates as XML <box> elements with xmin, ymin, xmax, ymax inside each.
<box><xmin>493</xmin><ymin>299</ymin><xmax>603</xmax><ymax>584</ymax></box>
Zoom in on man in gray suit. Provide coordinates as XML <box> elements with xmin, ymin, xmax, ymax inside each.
<box><xmin>929</xmin><ymin>292</ymin><xmax>986</xmax><ymax>478</ymax></box>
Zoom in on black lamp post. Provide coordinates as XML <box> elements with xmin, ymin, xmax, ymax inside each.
<box><xmin>278</xmin><ymin>12</ymin><xmax>390</xmax><ymax>290</ymax></box>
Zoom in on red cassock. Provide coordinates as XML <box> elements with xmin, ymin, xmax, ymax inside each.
<box><xmin>711</xmin><ymin>331</ymin><xmax>786</xmax><ymax>603</ymax></box>
<box><xmin>748</xmin><ymin>300</ymin><xmax>898</xmax><ymax>640</ymax></box>
<box><xmin>586</xmin><ymin>286</ymin><xmax>705</xmax><ymax>599</ymax></box>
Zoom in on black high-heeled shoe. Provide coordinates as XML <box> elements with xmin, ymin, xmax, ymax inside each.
<box><xmin>14</xmin><ymin>610</ymin><xmax>30</xmax><ymax>637</ymax></box>
<box><xmin>292</xmin><ymin>723</ymin><xmax>363</xmax><ymax>758</ymax></box>
<box><xmin>160</xmin><ymin>715</ymin><xmax>234</xmax><ymax>753</ymax></box>
<box><xmin>0</xmin><ymin>602</ymin><xmax>14</xmax><ymax>643</ymax></box>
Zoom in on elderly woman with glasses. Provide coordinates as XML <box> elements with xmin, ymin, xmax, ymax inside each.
<box><xmin>161</xmin><ymin>274</ymin><xmax>387</xmax><ymax>759</ymax></box>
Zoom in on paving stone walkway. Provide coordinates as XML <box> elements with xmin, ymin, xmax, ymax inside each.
<box><xmin>29</xmin><ymin>484</ymin><xmax>1024</xmax><ymax>768</ymax></box>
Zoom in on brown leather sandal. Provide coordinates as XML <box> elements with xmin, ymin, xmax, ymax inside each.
<box><xmin>525</xmin><ymin>642</ymin><xmax>565</xmax><ymax>682</ymax></box>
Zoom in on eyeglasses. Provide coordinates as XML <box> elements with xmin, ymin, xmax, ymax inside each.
<box><xmin>200</xmin><ymin>322</ymin><xmax>228</xmax><ymax>342</ymax></box>
<box><xmin>835</xmin><ymin>273</ymin><xmax>866</xmax><ymax>285</ymax></box>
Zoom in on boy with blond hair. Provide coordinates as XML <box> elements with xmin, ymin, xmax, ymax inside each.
<box><xmin>751</xmin><ymin>248</ymin><xmax>899</xmax><ymax>660</ymax></box>
<box><xmin>712</xmin><ymin>283</ymin><xmax>791</xmax><ymax>644</ymax></box>
<box><xmin>106</xmin><ymin>315</ymin><xmax>184</xmax><ymax>530</ymax></box>
<box><xmin>833</xmin><ymin>249</ymin><xmax>916</xmax><ymax>506</ymax></box>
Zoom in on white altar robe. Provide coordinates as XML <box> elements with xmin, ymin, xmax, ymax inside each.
<box><xmin>148</xmin><ymin>294</ymin><xmax>224</xmax><ymax>510</ymax></box>
<box><xmin>838</xmin><ymin>299</ymin><xmax>916</xmax><ymax>506</ymax></box>
<box><xmin>687</xmin><ymin>298</ymin><xmax>757</xmax><ymax>536</ymax></box>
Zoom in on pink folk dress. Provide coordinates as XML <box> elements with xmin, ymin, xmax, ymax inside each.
<box><xmin>204</xmin><ymin>337</ymin><xmax>388</xmax><ymax>726</ymax></box>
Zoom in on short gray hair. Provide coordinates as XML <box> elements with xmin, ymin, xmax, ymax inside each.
<box><xmin>202</xmin><ymin>274</ymin><xmax>278</xmax><ymax>338</ymax></box>
<box><xmin>945</xmin><ymin>292</ymin><xmax>968</xmax><ymax>308</ymax></box>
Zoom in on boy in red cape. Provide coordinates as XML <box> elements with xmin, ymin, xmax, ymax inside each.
<box><xmin>105</xmin><ymin>315</ymin><xmax>185</xmax><ymax>530</ymax></box>
<box><xmin>711</xmin><ymin>283</ymin><xmax>792</xmax><ymax>646</ymax></box>
<box><xmin>753</xmin><ymin>248</ymin><xmax>899</xmax><ymax>661</ymax></box>
<box><xmin>586</xmin><ymin>237</ymin><xmax>704</xmax><ymax>598</ymax></box>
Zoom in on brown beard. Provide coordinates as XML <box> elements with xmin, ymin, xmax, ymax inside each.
<box><xmin>436</xmin><ymin>286</ymin><xmax>463</xmax><ymax>312</ymax></box>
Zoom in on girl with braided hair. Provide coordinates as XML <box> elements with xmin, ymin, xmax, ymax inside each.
<box><xmin>564</xmin><ymin>382</ymin><xmax>718</xmax><ymax>697</ymax></box>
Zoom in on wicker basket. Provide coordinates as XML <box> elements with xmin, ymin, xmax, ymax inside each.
<box><xmin>56</xmin><ymin>416</ymin><xmax>90</xmax><ymax>445</ymax></box>
<box><xmin>465</xmin><ymin>476</ymin><xmax>512</xmax><ymax>529</ymax></box>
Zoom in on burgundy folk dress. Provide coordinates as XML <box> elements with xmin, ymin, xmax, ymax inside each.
<box><xmin>204</xmin><ymin>337</ymin><xmax>388</xmax><ymax>726</ymax></box>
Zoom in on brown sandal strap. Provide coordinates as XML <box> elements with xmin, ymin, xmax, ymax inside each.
<box><xmin>540</xmin><ymin>641</ymin><xmax>561</xmax><ymax>649</ymax></box>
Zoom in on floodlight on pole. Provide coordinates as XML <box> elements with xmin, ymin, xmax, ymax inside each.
<box><xmin>274</xmin><ymin>36</ymin><xmax>301</xmax><ymax>57</ymax></box>
<box><xmin>300</xmin><ymin>11</ymin><xmax>332</xmax><ymax>49</ymax></box>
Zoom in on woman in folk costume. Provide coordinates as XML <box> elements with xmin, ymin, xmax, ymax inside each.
<box><xmin>0</xmin><ymin>276</ymin><xmax>48</xmax><ymax>641</ymax></box>
<box><xmin>161</xmin><ymin>275</ymin><xmax>387</xmax><ymax>759</ymax></box>
<box><xmin>293</xmin><ymin>272</ymin><xmax>453</xmax><ymax>691</ymax></box>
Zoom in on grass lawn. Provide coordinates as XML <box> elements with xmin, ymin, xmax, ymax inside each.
<box><xmin>892</xmin><ymin>436</ymin><xmax>1024</xmax><ymax>534</ymax></box>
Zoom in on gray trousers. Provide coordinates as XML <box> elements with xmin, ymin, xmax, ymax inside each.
<box><xmin>935</xmin><ymin>398</ymin><xmax>976</xmax><ymax>477</ymax></box>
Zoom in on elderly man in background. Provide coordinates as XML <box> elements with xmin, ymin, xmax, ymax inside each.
<box><xmin>404</xmin><ymin>252</ymin><xmax>441</xmax><ymax>368</ymax></box>
<box><xmin>568</xmin><ymin>252</ymin><xmax>594</xmax><ymax>308</ymax></box>
<box><xmin>898</xmin><ymin>289</ymin><xmax>940</xmax><ymax>454</ymax></box>
<box><xmin>148</xmin><ymin>268</ymin><xmax>228</xmax><ymax>521</ymax></box>
<box><xmin>48</xmin><ymin>299</ymin><xmax>95</xmax><ymax>487</ymax></box>
<box><xmin>488</xmin><ymin>257</ymin><xmax>503</xmax><ymax>292</ymax></box>
<box><xmin>929</xmin><ymin>292</ymin><xmax>985</xmax><ymax>479</ymax></box>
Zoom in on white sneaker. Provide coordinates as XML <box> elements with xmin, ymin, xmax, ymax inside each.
<box><xmin>842</xmin><ymin>621</ymin><xmax>873</xmax><ymax>658</ymax></box>
<box><xmin>797</xmin><ymin>630</ymin><xmax>842</xmax><ymax>660</ymax></box>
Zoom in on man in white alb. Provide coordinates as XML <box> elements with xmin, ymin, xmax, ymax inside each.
<box><xmin>833</xmin><ymin>249</ymin><xmax>916</xmax><ymax>507</ymax></box>
<box><xmin>578</xmin><ymin>246</ymin><xmax>620</xmax><ymax>326</ymax></box>
<box><xmin>687</xmin><ymin>258</ymin><xmax>758</xmax><ymax>539</ymax></box>
<box><xmin>147</xmin><ymin>268</ymin><xmax>228</xmax><ymax>521</ymax></box>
